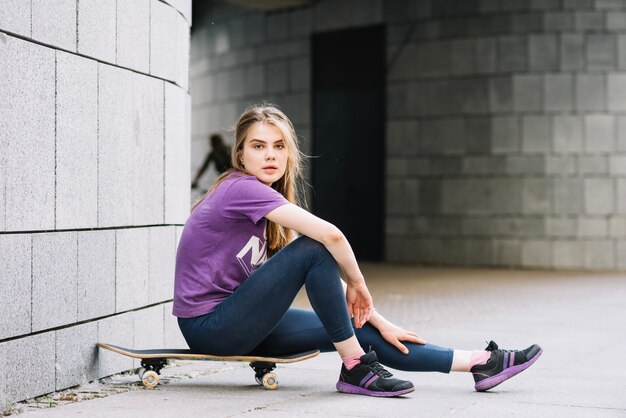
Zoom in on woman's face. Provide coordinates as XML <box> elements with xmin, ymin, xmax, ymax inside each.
<box><xmin>241</xmin><ymin>122</ymin><xmax>288</xmax><ymax>186</ymax></box>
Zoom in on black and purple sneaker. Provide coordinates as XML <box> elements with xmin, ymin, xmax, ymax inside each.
<box><xmin>336</xmin><ymin>351</ymin><xmax>414</xmax><ymax>397</ymax></box>
<box><xmin>471</xmin><ymin>340</ymin><xmax>543</xmax><ymax>392</ymax></box>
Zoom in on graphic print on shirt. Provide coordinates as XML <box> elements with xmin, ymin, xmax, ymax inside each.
<box><xmin>236</xmin><ymin>235</ymin><xmax>267</xmax><ymax>276</ymax></box>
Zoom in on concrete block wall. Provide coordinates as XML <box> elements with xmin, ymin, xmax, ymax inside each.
<box><xmin>191</xmin><ymin>0</ymin><xmax>626</xmax><ymax>270</ymax></box>
<box><xmin>1</xmin><ymin>0</ymin><xmax>190</xmax><ymax>409</ymax></box>
<box><xmin>385</xmin><ymin>0</ymin><xmax>626</xmax><ymax>269</ymax></box>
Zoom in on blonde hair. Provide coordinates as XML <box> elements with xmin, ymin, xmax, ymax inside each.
<box><xmin>192</xmin><ymin>103</ymin><xmax>305</xmax><ymax>256</ymax></box>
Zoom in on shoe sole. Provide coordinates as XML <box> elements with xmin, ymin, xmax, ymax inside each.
<box><xmin>336</xmin><ymin>381</ymin><xmax>415</xmax><ymax>397</ymax></box>
<box><xmin>474</xmin><ymin>348</ymin><xmax>543</xmax><ymax>392</ymax></box>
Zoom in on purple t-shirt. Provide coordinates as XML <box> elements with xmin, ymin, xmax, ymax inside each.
<box><xmin>173</xmin><ymin>173</ymin><xmax>288</xmax><ymax>318</ymax></box>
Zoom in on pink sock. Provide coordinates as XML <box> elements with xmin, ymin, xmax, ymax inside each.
<box><xmin>342</xmin><ymin>349</ymin><xmax>366</xmax><ymax>370</ymax></box>
<box><xmin>468</xmin><ymin>350</ymin><xmax>491</xmax><ymax>371</ymax></box>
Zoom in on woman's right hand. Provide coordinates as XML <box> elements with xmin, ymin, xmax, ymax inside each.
<box><xmin>345</xmin><ymin>280</ymin><xmax>373</xmax><ymax>328</ymax></box>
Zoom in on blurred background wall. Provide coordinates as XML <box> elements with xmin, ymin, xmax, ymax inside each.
<box><xmin>0</xmin><ymin>0</ymin><xmax>191</xmax><ymax>408</ymax></box>
<box><xmin>191</xmin><ymin>0</ymin><xmax>626</xmax><ymax>269</ymax></box>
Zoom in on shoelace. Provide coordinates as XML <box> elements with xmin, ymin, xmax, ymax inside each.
<box><xmin>485</xmin><ymin>340</ymin><xmax>515</xmax><ymax>352</ymax></box>
<box><xmin>485</xmin><ymin>340</ymin><xmax>499</xmax><ymax>351</ymax></box>
<box><xmin>369</xmin><ymin>361</ymin><xmax>393</xmax><ymax>378</ymax></box>
<box><xmin>485</xmin><ymin>340</ymin><xmax>519</xmax><ymax>358</ymax></box>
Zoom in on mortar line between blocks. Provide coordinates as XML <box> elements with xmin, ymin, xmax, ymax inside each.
<box><xmin>76</xmin><ymin>0</ymin><xmax>79</xmax><ymax>52</ymax></box>
<box><xmin>30</xmin><ymin>236</ymin><xmax>34</xmax><ymax>333</ymax></box>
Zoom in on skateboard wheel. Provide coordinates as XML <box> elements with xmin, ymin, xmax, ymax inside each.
<box><xmin>262</xmin><ymin>373</ymin><xmax>278</xmax><ymax>390</ymax></box>
<box><xmin>137</xmin><ymin>367</ymin><xmax>146</xmax><ymax>380</ymax></box>
<box><xmin>141</xmin><ymin>370</ymin><xmax>159</xmax><ymax>389</ymax></box>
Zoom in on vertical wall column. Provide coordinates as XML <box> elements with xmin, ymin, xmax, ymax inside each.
<box><xmin>0</xmin><ymin>0</ymin><xmax>191</xmax><ymax>408</ymax></box>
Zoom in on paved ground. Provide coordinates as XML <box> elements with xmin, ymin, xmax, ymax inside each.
<box><xmin>13</xmin><ymin>265</ymin><xmax>626</xmax><ymax>417</ymax></box>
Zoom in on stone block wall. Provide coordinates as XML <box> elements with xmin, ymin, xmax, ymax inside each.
<box><xmin>385</xmin><ymin>0</ymin><xmax>626</xmax><ymax>269</ymax></box>
<box><xmin>0</xmin><ymin>0</ymin><xmax>191</xmax><ymax>408</ymax></box>
<box><xmin>191</xmin><ymin>0</ymin><xmax>626</xmax><ymax>270</ymax></box>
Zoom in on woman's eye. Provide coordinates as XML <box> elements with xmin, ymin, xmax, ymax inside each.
<box><xmin>254</xmin><ymin>144</ymin><xmax>263</xmax><ymax>149</ymax></box>
<box><xmin>276</xmin><ymin>144</ymin><xmax>284</xmax><ymax>149</ymax></box>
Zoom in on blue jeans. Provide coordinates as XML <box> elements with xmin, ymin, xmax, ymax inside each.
<box><xmin>178</xmin><ymin>236</ymin><xmax>453</xmax><ymax>373</ymax></box>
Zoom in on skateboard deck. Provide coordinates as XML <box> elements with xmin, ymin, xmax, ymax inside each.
<box><xmin>96</xmin><ymin>342</ymin><xmax>320</xmax><ymax>389</ymax></box>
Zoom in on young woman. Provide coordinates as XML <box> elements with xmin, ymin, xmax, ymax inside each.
<box><xmin>173</xmin><ymin>104</ymin><xmax>542</xmax><ymax>397</ymax></box>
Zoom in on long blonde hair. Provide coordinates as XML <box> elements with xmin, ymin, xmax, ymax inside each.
<box><xmin>192</xmin><ymin>104</ymin><xmax>305</xmax><ymax>256</ymax></box>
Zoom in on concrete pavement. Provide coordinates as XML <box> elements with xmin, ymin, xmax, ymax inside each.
<box><xmin>12</xmin><ymin>265</ymin><xmax>626</xmax><ymax>417</ymax></box>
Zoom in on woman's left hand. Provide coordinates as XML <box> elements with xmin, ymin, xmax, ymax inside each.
<box><xmin>377</xmin><ymin>319</ymin><xmax>426</xmax><ymax>355</ymax></box>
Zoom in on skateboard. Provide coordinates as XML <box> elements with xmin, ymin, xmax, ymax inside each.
<box><xmin>96</xmin><ymin>342</ymin><xmax>320</xmax><ymax>390</ymax></box>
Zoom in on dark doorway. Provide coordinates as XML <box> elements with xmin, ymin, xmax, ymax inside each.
<box><xmin>312</xmin><ymin>26</ymin><xmax>385</xmax><ymax>261</ymax></box>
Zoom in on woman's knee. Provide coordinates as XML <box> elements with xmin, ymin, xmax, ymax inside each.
<box><xmin>292</xmin><ymin>235</ymin><xmax>335</xmax><ymax>266</ymax></box>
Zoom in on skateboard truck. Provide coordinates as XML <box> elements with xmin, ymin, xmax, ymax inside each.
<box><xmin>141</xmin><ymin>358</ymin><xmax>167</xmax><ymax>374</ymax></box>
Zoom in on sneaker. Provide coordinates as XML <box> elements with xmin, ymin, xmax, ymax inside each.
<box><xmin>336</xmin><ymin>351</ymin><xmax>415</xmax><ymax>397</ymax></box>
<box><xmin>471</xmin><ymin>340</ymin><xmax>543</xmax><ymax>392</ymax></box>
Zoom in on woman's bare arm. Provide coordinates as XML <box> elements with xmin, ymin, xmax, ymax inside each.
<box><xmin>265</xmin><ymin>203</ymin><xmax>372</xmax><ymax>326</ymax></box>
<box><xmin>266</xmin><ymin>204</ymin><xmax>362</xmax><ymax>284</ymax></box>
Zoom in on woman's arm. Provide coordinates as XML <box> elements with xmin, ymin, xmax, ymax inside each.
<box><xmin>191</xmin><ymin>153</ymin><xmax>213</xmax><ymax>188</ymax></box>
<box><xmin>265</xmin><ymin>203</ymin><xmax>372</xmax><ymax>327</ymax></box>
<box><xmin>266</xmin><ymin>203</ymin><xmax>362</xmax><ymax>284</ymax></box>
<box><xmin>367</xmin><ymin>310</ymin><xmax>426</xmax><ymax>354</ymax></box>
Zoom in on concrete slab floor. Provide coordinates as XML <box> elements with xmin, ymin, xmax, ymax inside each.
<box><xmin>13</xmin><ymin>264</ymin><xmax>626</xmax><ymax>417</ymax></box>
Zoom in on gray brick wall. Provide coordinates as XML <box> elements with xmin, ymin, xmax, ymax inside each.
<box><xmin>0</xmin><ymin>0</ymin><xmax>191</xmax><ymax>408</ymax></box>
<box><xmin>382</xmin><ymin>0</ymin><xmax>626</xmax><ymax>269</ymax></box>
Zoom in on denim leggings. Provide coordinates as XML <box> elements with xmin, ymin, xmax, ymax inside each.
<box><xmin>178</xmin><ymin>236</ymin><xmax>453</xmax><ymax>373</ymax></box>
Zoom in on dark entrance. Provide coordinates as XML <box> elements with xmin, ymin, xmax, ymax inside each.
<box><xmin>312</xmin><ymin>26</ymin><xmax>385</xmax><ymax>261</ymax></box>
